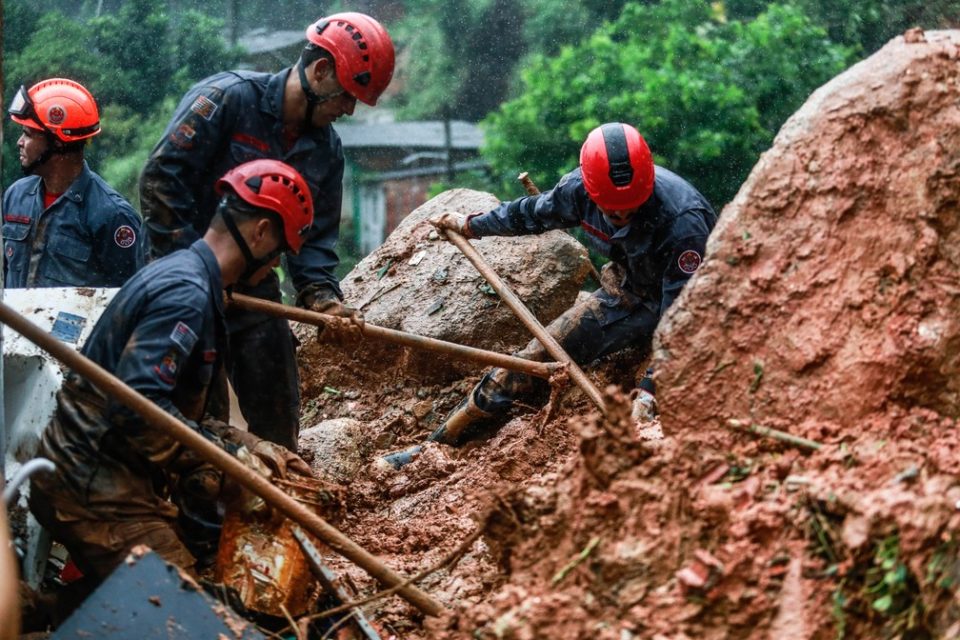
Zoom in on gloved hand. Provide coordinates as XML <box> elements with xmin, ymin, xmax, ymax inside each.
<box><xmin>429</xmin><ymin>212</ymin><xmax>477</xmax><ymax>239</ymax></box>
<box><xmin>299</xmin><ymin>286</ymin><xmax>364</xmax><ymax>341</ymax></box>
<box><xmin>631</xmin><ymin>368</ymin><xmax>658</xmax><ymax>424</ymax></box>
<box><xmin>249</xmin><ymin>440</ymin><xmax>313</xmax><ymax>479</ymax></box>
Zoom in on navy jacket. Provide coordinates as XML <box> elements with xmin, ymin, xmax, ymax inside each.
<box><xmin>36</xmin><ymin>240</ymin><xmax>227</xmax><ymax>517</ymax></box>
<box><xmin>2</xmin><ymin>162</ymin><xmax>143</xmax><ymax>288</ymax></box>
<box><xmin>139</xmin><ymin>68</ymin><xmax>344</xmax><ymax>300</ymax></box>
<box><xmin>469</xmin><ymin>167</ymin><xmax>717</xmax><ymax>317</ymax></box>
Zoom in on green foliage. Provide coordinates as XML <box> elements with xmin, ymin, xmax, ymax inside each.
<box><xmin>480</xmin><ymin>0</ymin><xmax>854</xmax><ymax>208</ymax></box>
<box><xmin>3</xmin><ymin>0</ymin><xmax>243</xmax><ymax>200</ymax></box>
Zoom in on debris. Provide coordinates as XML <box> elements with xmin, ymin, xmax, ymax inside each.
<box><xmin>322</xmin><ymin>386</ymin><xmax>342</xmax><ymax>397</ymax></box>
<box><xmin>376</xmin><ymin>258</ymin><xmax>394</xmax><ymax>280</ymax></box>
<box><xmin>426</xmin><ymin>299</ymin><xmax>444</xmax><ymax>315</ymax></box>
<box><xmin>725</xmin><ymin>419</ymin><xmax>823</xmax><ymax>451</ymax></box>
<box><xmin>409</xmin><ymin>250</ymin><xmax>427</xmax><ymax>266</ymax></box>
<box><xmin>551</xmin><ymin>537</ymin><xmax>601</xmax><ymax>586</ymax></box>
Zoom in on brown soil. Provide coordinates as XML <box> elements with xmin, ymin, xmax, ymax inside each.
<box><xmin>293</xmin><ymin>30</ymin><xmax>960</xmax><ymax>640</ymax></box>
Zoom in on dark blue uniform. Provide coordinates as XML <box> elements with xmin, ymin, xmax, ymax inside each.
<box><xmin>140</xmin><ymin>69</ymin><xmax>345</xmax><ymax>447</ymax></box>
<box><xmin>465</xmin><ymin>166</ymin><xmax>717</xmax><ymax>415</ymax></box>
<box><xmin>30</xmin><ymin>240</ymin><xmax>227</xmax><ymax>577</ymax></box>
<box><xmin>2</xmin><ymin>162</ymin><xmax>143</xmax><ymax>288</ymax></box>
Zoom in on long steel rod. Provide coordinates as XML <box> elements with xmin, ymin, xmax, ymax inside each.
<box><xmin>227</xmin><ymin>293</ymin><xmax>560</xmax><ymax>380</ymax></box>
<box><xmin>0</xmin><ymin>302</ymin><xmax>446</xmax><ymax>618</ymax></box>
<box><xmin>444</xmin><ymin>230</ymin><xmax>609</xmax><ymax>416</ymax></box>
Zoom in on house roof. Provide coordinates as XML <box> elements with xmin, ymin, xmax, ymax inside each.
<box><xmin>335</xmin><ymin>120</ymin><xmax>483</xmax><ymax>150</ymax></box>
<box><xmin>238</xmin><ymin>28</ymin><xmax>304</xmax><ymax>55</ymax></box>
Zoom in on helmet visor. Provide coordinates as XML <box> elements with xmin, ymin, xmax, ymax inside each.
<box><xmin>8</xmin><ymin>86</ymin><xmax>43</xmax><ymax>128</ymax></box>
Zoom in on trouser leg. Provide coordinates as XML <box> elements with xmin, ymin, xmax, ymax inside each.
<box><xmin>29</xmin><ymin>488</ymin><xmax>196</xmax><ymax>584</ymax></box>
<box><xmin>473</xmin><ymin>289</ymin><xmax>660</xmax><ymax>416</ymax></box>
<box><xmin>228</xmin><ymin>318</ymin><xmax>301</xmax><ymax>450</ymax></box>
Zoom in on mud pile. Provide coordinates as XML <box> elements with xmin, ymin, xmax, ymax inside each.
<box><xmin>297</xmin><ymin>30</ymin><xmax>960</xmax><ymax>639</ymax></box>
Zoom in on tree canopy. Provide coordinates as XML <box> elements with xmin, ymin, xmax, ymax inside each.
<box><xmin>480</xmin><ymin>1</ymin><xmax>853</xmax><ymax>207</ymax></box>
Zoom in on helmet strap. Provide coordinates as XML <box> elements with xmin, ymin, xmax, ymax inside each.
<box><xmin>297</xmin><ymin>60</ymin><xmax>343</xmax><ymax>129</ymax></box>
<box><xmin>219</xmin><ymin>200</ymin><xmax>285</xmax><ymax>282</ymax></box>
<box><xmin>20</xmin><ymin>132</ymin><xmax>60</xmax><ymax>176</ymax></box>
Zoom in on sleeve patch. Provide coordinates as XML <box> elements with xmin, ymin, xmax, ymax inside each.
<box><xmin>114</xmin><ymin>225</ymin><xmax>137</xmax><ymax>248</ymax></box>
<box><xmin>190</xmin><ymin>95</ymin><xmax>219</xmax><ymax>120</ymax></box>
<box><xmin>170</xmin><ymin>321</ymin><xmax>199</xmax><ymax>354</ymax></box>
<box><xmin>677</xmin><ymin>250</ymin><xmax>702</xmax><ymax>274</ymax></box>
<box><xmin>154</xmin><ymin>351</ymin><xmax>180</xmax><ymax>384</ymax></box>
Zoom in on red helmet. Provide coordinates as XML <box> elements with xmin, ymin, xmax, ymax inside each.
<box><xmin>305</xmin><ymin>12</ymin><xmax>395</xmax><ymax>106</ymax></box>
<box><xmin>580</xmin><ymin>123</ymin><xmax>655</xmax><ymax>211</ymax></box>
<box><xmin>216</xmin><ymin>160</ymin><xmax>314</xmax><ymax>254</ymax></box>
<box><xmin>9</xmin><ymin>78</ymin><xmax>101</xmax><ymax>143</ymax></box>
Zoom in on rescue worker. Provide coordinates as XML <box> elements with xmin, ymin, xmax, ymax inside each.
<box><xmin>139</xmin><ymin>12</ymin><xmax>395</xmax><ymax>449</ymax></box>
<box><xmin>3</xmin><ymin>78</ymin><xmax>143</xmax><ymax>288</ymax></box>
<box><xmin>29</xmin><ymin>160</ymin><xmax>315</xmax><ymax>594</ymax></box>
<box><xmin>381</xmin><ymin>123</ymin><xmax>717</xmax><ymax>469</ymax></box>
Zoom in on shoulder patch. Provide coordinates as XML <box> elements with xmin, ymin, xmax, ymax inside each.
<box><xmin>677</xmin><ymin>249</ymin><xmax>702</xmax><ymax>274</ymax></box>
<box><xmin>154</xmin><ymin>350</ymin><xmax>180</xmax><ymax>384</ymax></box>
<box><xmin>190</xmin><ymin>95</ymin><xmax>219</xmax><ymax>120</ymax></box>
<box><xmin>170</xmin><ymin>321</ymin><xmax>199</xmax><ymax>354</ymax></box>
<box><xmin>114</xmin><ymin>225</ymin><xmax>137</xmax><ymax>249</ymax></box>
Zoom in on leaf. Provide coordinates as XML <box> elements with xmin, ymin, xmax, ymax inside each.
<box><xmin>872</xmin><ymin>594</ymin><xmax>893</xmax><ymax>613</ymax></box>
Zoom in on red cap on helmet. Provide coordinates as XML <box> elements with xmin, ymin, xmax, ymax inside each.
<box><xmin>9</xmin><ymin>78</ymin><xmax>101</xmax><ymax>143</ymax></box>
<box><xmin>216</xmin><ymin>160</ymin><xmax>314</xmax><ymax>254</ymax></box>
<box><xmin>580</xmin><ymin>123</ymin><xmax>654</xmax><ymax>211</ymax></box>
<box><xmin>305</xmin><ymin>12</ymin><xmax>395</xmax><ymax>106</ymax></box>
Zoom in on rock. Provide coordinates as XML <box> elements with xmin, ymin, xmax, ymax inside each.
<box><xmin>297</xmin><ymin>188</ymin><xmax>592</xmax><ymax>390</ymax></box>
<box><xmin>656</xmin><ymin>31</ymin><xmax>960</xmax><ymax>435</ymax></box>
<box><xmin>298</xmin><ymin>418</ymin><xmax>368</xmax><ymax>483</ymax></box>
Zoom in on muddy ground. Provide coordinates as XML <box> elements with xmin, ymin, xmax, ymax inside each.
<box><xmin>290</xmin><ymin>30</ymin><xmax>960</xmax><ymax>640</ymax></box>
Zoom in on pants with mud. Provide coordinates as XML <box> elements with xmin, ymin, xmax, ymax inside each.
<box><xmin>472</xmin><ymin>288</ymin><xmax>660</xmax><ymax>416</ymax></box>
<box><xmin>29</xmin><ymin>486</ymin><xmax>196</xmax><ymax>582</ymax></box>
<box><xmin>207</xmin><ymin>315</ymin><xmax>301</xmax><ymax>450</ymax></box>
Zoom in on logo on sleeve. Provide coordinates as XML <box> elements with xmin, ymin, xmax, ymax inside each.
<box><xmin>677</xmin><ymin>250</ymin><xmax>702</xmax><ymax>274</ymax></box>
<box><xmin>114</xmin><ymin>225</ymin><xmax>137</xmax><ymax>249</ymax></box>
<box><xmin>190</xmin><ymin>95</ymin><xmax>219</xmax><ymax>120</ymax></box>
<box><xmin>155</xmin><ymin>351</ymin><xmax>180</xmax><ymax>384</ymax></box>
<box><xmin>170</xmin><ymin>321</ymin><xmax>198</xmax><ymax>355</ymax></box>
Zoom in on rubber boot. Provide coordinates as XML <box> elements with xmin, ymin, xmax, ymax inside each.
<box><xmin>426</xmin><ymin>392</ymin><xmax>493</xmax><ymax>446</ymax></box>
<box><xmin>376</xmin><ymin>392</ymin><xmax>494</xmax><ymax>471</ymax></box>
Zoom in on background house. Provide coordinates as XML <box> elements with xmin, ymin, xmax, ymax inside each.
<box><xmin>337</xmin><ymin>120</ymin><xmax>485</xmax><ymax>253</ymax></box>
<box><xmin>237</xmin><ymin>28</ymin><xmax>487</xmax><ymax>255</ymax></box>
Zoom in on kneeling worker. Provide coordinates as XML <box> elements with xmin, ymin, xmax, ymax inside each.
<box><xmin>29</xmin><ymin>160</ymin><xmax>314</xmax><ymax>590</ymax></box>
<box><xmin>382</xmin><ymin>123</ymin><xmax>717</xmax><ymax>468</ymax></box>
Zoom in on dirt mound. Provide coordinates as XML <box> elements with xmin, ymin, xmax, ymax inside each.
<box><xmin>295</xmin><ymin>30</ymin><xmax>960</xmax><ymax>640</ymax></box>
<box><xmin>657</xmin><ymin>29</ymin><xmax>960</xmax><ymax>436</ymax></box>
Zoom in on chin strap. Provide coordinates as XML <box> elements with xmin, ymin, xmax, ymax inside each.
<box><xmin>297</xmin><ymin>62</ymin><xmax>345</xmax><ymax>129</ymax></box>
<box><xmin>21</xmin><ymin>134</ymin><xmax>64</xmax><ymax>176</ymax></box>
<box><xmin>220</xmin><ymin>206</ymin><xmax>273</xmax><ymax>282</ymax></box>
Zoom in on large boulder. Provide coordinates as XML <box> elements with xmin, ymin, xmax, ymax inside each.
<box><xmin>656</xmin><ymin>30</ymin><xmax>960</xmax><ymax>436</ymax></box>
<box><xmin>296</xmin><ymin>188</ymin><xmax>593</xmax><ymax>391</ymax></box>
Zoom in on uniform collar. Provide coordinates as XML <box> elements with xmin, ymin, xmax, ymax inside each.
<box><xmin>190</xmin><ymin>239</ymin><xmax>225</xmax><ymax>316</ymax></box>
<box><xmin>25</xmin><ymin>161</ymin><xmax>93</xmax><ymax>202</ymax></box>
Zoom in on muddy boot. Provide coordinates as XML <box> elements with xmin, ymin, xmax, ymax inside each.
<box><xmin>375</xmin><ymin>445</ymin><xmax>424</xmax><ymax>471</ymax></box>
<box><xmin>426</xmin><ymin>392</ymin><xmax>493</xmax><ymax>447</ymax></box>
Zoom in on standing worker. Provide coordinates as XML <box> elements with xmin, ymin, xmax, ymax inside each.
<box><xmin>3</xmin><ymin>78</ymin><xmax>143</xmax><ymax>288</ymax></box>
<box><xmin>139</xmin><ymin>12</ymin><xmax>395</xmax><ymax>449</ymax></box>
<box><xmin>382</xmin><ymin>123</ymin><xmax>718</xmax><ymax>468</ymax></box>
<box><xmin>29</xmin><ymin>160</ymin><xmax>315</xmax><ymax>608</ymax></box>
